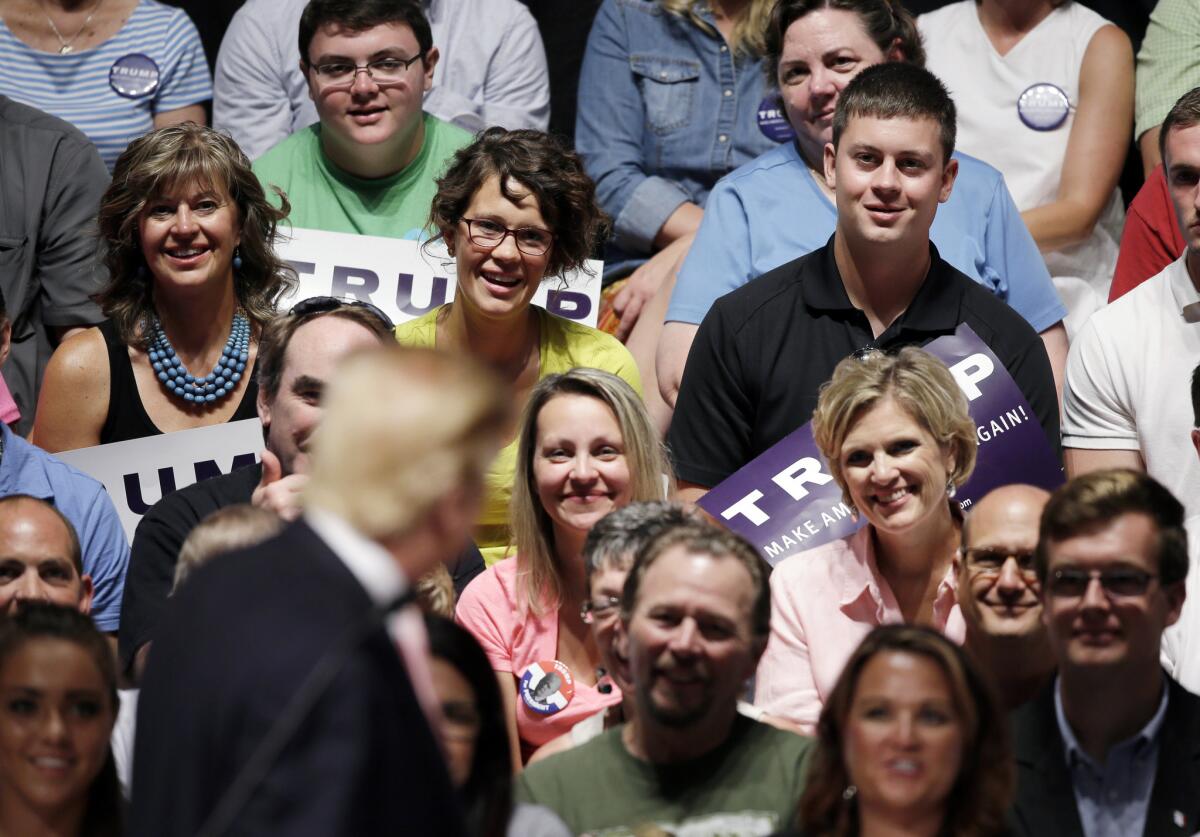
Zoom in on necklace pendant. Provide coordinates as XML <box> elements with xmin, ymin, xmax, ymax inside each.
<box><xmin>58</xmin><ymin>44</ymin><xmax>73</xmax><ymax>54</ymax></box>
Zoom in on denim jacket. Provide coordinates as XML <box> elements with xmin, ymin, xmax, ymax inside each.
<box><xmin>576</xmin><ymin>0</ymin><xmax>777</xmax><ymax>276</ymax></box>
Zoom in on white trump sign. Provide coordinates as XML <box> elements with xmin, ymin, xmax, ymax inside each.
<box><xmin>275</xmin><ymin>228</ymin><xmax>603</xmax><ymax>327</ymax></box>
<box><xmin>57</xmin><ymin>420</ymin><xmax>264</xmax><ymax>540</ymax></box>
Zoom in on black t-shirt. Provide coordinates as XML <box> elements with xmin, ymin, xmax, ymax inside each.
<box><xmin>666</xmin><ymin>239</ymin><xmax>1062</xmax><ymax>489</ymax></box>
<box><xmin>118</xmin><ymin>463</ymin><xmax>486</xmax><ymax>676</ymax></box>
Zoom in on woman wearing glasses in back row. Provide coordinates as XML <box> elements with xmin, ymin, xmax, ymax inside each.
<box><xmin>395</xmin><ymin>128</ymin><xmax>642</xmax><ymax>567</ymax></box>
<box><xmin>755</xmin><ymin>347</ymin><xmax>978</xmax><ymax>734</ymax></box>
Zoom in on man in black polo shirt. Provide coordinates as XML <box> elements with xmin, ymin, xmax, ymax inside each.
<box><xmin>668</xmin><ymin>63</ymin><xmax>1060</xmax><ymax>499</ymax></box>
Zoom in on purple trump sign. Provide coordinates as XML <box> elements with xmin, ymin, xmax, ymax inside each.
<box><xmin>698</xmin><ymin>324</ymin><xmax>1064</xmax><ymax>565</ymax></box>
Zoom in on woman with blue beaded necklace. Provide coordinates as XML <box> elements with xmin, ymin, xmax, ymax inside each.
<box><xmin>32</xmin><ymin>124</ymin><xmax>296</xmax><ymax>452</ymax></box>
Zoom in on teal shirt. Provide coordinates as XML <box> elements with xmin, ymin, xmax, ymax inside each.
<box><xmin>253</xmin><ymin>113</ymin><xmax>471</xmax><ymax>240</ymax></box>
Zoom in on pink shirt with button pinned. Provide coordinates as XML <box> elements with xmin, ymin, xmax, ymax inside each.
<box><xmin>455</xmin><ymin>556</ymin><xmax>622</xmax><ymax>762</ymax></box>
<box><xmin>754</xmin><ymin>525</ymin><xmax>964</xmax><ymax>734</ymax></box>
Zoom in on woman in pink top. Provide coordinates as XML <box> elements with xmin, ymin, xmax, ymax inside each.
<box><xmin>455</xmin><ymin>368</ymin><xmax>673</xmax><ymax>767</ymax></box>
<box><xmin>755</xmin><ymin>347</ymin><xmax>979</xmax><ymax>733</ymax></box>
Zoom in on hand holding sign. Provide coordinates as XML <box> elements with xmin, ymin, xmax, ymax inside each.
<box><xmin>251</xmin><ymin>449</ymin><xmax>308</xmax><ymax>523</ymax></box>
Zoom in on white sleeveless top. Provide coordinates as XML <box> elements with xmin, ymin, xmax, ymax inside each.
<box><xmin>920</xmin><ymin>1</ymin><xmax>1124</xmax><ymax>334</ymax></box>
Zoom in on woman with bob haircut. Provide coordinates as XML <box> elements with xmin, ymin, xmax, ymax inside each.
<box><xmin>756</xmin><ymin>347</ymin><xmax>977</xmax><ymax>732</ymax></box>
<box><xmin>455</xmin><ymin>368</ymin><xmax>672</xmax><ymax>768</ymax></box>
<box><xmin>33</xmin><ymin>123</ymin><xmax>296</xmax><ymax>452</ymax></box>
<box><xmin>0</xmin><ymin>601</ymin><xmax>123</xmax><ymax>837</ymax></box>
<box><xmin>396</xmin><ymin>127</ymin><xmax>641</xmax><ymax>566</ymax></box>
<box><xmin>782</xmin><ymin>624</ymin><xmax>1013</xmax><ymax>837</ymax></box>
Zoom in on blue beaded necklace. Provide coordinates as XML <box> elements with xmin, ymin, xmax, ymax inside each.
<box><xmin>148</xmin><ymin>313</ymin><xmax>250</xmax><ymax>405</ymax></box>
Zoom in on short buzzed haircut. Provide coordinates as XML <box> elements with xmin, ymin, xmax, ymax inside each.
<box><xmin>832</xmin><ymin>62</ymin><xmax>957</xmax><ymax>163</ymax></box>
<box><xmin>1158</xmin><ymin>87</ymin><xmax>1200</xmax><ymax>167</ymax></box>
<box><xmin>0</xmin><ymin>494</ymin><xmax>82</xmax><ymax>574</ymax></box>
<box><xmin>582</xmin><ymin>501</ymin><xmax>701</xmax><ymax>583</ymax></box>
<box><xmin>621</xmin><ymin>522</ymin><xmax>772</xmax><ymax>639</ymax></box>
<box><xmin>173</xmin><ymin>505</ymin><xmax>283</xmax><ymax>593</ymax></box>
<box><xmin>299</xmin><ymin>0</ymin><xmax>432</xmax><ymax>65</ymax></box>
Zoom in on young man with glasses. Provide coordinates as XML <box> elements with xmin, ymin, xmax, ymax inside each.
<box><xmin>955</xmin><ymin>483</ymin><xmax>1055</xmax><ymax>710</ymax></box>
<box><xmin>1009</xmin><ymin>469</ymin><xmax>1200</xmax><ymax>837</ymax></box>
<box><xmin>252</xmin><ymin>0</ymin><xmax>471</xmax><ymax>240</ymax></box>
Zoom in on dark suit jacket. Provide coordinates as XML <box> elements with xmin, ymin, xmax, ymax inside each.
<box><xmin>1010</xmin><ymin>676</ymin><xmax>1200</xmax><ymax>837</ymax></box>
<box><xmin>129</xmin><ymin>520</ymin><xmax>463</xmax><ymax>837</ymax></box>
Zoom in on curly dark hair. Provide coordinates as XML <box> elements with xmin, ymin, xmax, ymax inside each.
<box><xmin>798</xmin><ymin>625</ymin><xmax>1013</xmax><ymax>837</ymax></box>
<box><xmin>425</xmin><ymin>127</ymin><xmax>609</xmax><ymax>279</ymax></box>
<box><xmin>95</xmin><ymin>123</ymin><xmax>297</xmax><ymax>345</ymax></box>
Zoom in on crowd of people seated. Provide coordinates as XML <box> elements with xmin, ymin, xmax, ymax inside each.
<box><xmin>0</xmin><ymin>0</ymin><xmax>1197</xmax><ymax>835</ymax></box>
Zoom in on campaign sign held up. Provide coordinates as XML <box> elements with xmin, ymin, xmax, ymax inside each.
<box><xmin>57</xmin><ymin>419</ymin><xmax>264</xmax><ymax>541</ymax></box>
<box><xmin>698</xmin><ymin>325</ymin><xmax>1064</xmax><ymax>565</ymax></box>
<box><xmin>275</xmin><ymin>228</ymin><xmax>603</xmax><ymax>327</ymax></box>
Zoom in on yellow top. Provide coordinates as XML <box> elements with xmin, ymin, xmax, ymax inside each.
<box><xmin>394</xmin><ymin>305</ymin><xmax>643</xmax><ymax>565</ymax></box>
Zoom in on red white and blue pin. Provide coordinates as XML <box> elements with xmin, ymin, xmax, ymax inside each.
<box><xmin>519</xmin><ymin>660</ymin><xmax>575</xmax><ymax>716</ymax></box>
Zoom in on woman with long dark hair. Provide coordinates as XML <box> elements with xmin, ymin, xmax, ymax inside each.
<box><xmin>787</xmin><ymin>625</ymin><xmax>1012</xmax><ymax>837</ymax></box>
<box><xmin>0</xmin><ymin>602</ymin><xmax>122</xmax><ymax>837</ymax></box>
<box><xmin>426</xmin><ymin>615</ymin><xmax>569</xmax><ymax>836</ymax></box>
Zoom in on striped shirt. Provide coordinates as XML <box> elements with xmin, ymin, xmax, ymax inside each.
<box><xmin>0</xmin><ymin>0</ymin><xmax>212</xmax><ymax>170</ymax></box>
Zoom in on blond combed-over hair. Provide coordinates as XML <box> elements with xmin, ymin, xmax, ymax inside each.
<box><xmin>304</xmin><ymin>346</ymin><xmax>510</xmax><ymax>540</ymax></box>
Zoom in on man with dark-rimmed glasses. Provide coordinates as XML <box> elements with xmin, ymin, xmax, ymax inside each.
<box><xmin>252</xmin><ymin>0</ymin><xmax>472</xmax><ymax>240</ymax></box>
<box><xmin>1009</xmin><ymin>469</ymin><xmax>1200</xmax><ymax>837</ymax></box>
<box><xmin>955</xmin><ymin>483</ymin><xmax>1054</xmax><ymax>710</ymax></box>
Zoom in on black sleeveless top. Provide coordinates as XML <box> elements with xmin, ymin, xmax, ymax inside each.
<box><xmin>98</xmin><ymin>319</ymin><xmax>259</xmax><ymax>444</ymax></box>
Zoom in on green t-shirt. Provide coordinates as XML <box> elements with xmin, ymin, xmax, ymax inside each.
<box><xmin>516</xmin><ymin>716</ymin><xmax>813</xmax><ymax>837</ymax></box>
<box><xmin>252</xmin><ymin>113</ymin><xmax>471</xmax><ymax>240</ymax></box>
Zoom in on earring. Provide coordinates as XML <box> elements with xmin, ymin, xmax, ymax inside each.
<box><xmin>842</xmin><ymin>784</ymin><xmax>858</xmax><ymax>801</ymax></box>
<box><xmin>232</xmin><ymin>247</ymin><xmax>243</xmax><ymax>270</ymax></box>
<box><xmin>946</xmin><ymin>479</ymin><xmax>957</xmax><ymax>499</ymax></box>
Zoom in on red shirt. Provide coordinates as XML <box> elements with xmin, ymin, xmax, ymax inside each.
<box><xmin>1109</xmin><ymin>164</ymin><xmax>1185</xmax><ymax>301</ymax></box>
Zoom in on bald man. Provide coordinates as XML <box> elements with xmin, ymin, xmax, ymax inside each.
<box><xmin>955</xmin><ymin>484</ymin><xmax>1055</xmax><ymax>709</ymax></box>
<box><xmin>0</xmin><ymin>494</ymin><xmax>93</xmax><ymax>615</ymax></box>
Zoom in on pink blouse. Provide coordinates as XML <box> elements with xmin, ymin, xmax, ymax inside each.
<box><xmin>755</xmin><ymin>526</ymin><xmax>964</xmax><ymax>733</ymax></box>
<box><xmin>455</xmin><ymin>556</ymin><xmax>621</xmax><ymax>760</ymax></box>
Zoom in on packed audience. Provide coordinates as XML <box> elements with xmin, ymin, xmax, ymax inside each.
<box><xmin>0</xmin><ymin>0</ymin><xmax>1196</xmax><ymax>835</ymax></box>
